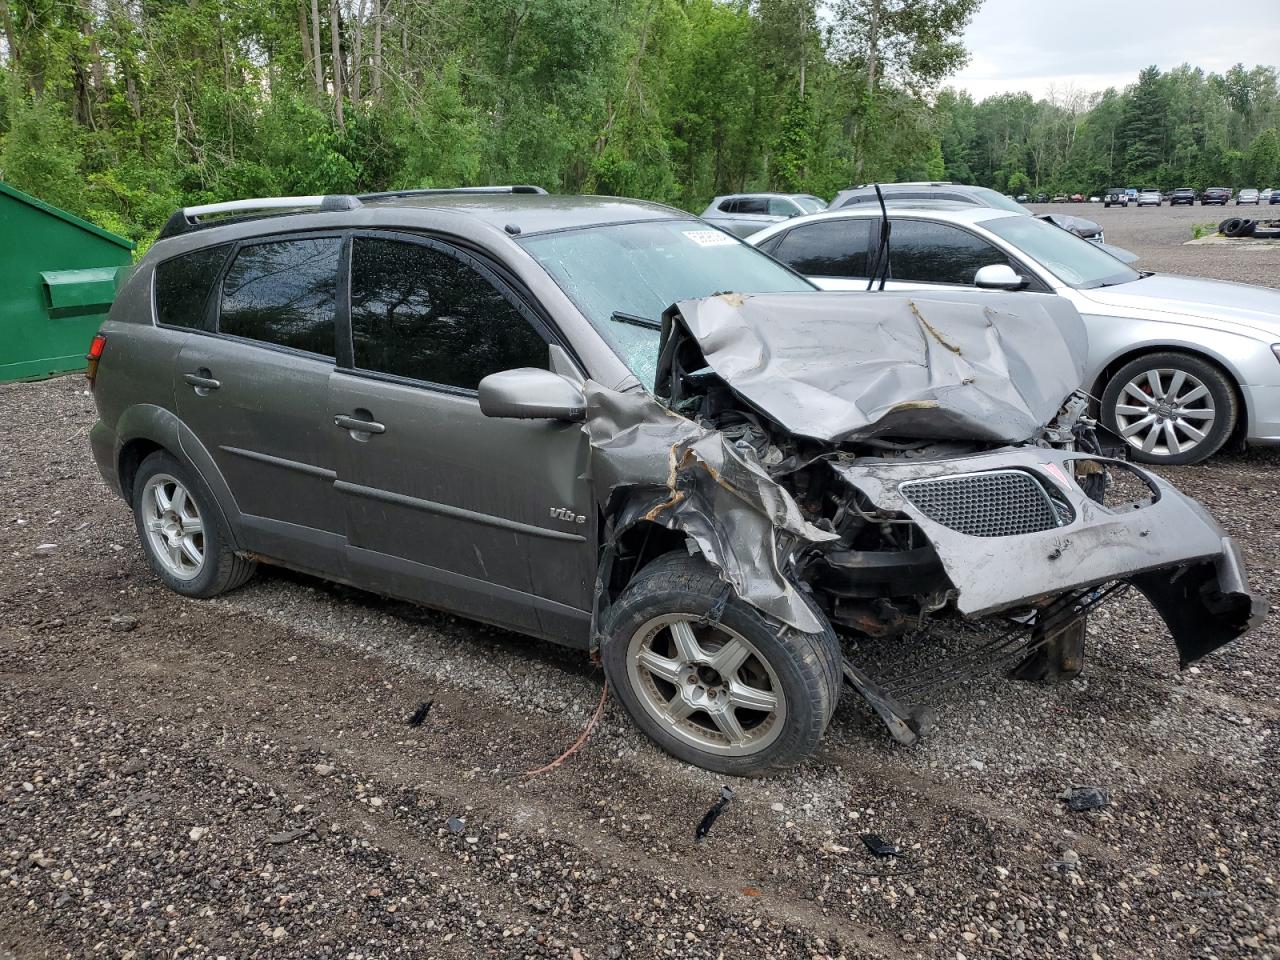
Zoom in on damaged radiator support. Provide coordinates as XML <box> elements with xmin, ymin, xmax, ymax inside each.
<box><xmin>841</xmin><ymin>581</ymin><xmax>1131</xmax><ymax>746</ymax></box>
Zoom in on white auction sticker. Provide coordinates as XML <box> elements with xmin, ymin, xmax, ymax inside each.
<box><xmin>682</xmin><ymin>229</ymin><xmax>737</xmax><ymax>247</ymax></box>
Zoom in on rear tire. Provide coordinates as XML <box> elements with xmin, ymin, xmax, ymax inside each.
<box><xmin>132</xmin><ymin>451</ymin><xmax>256</xmax><ymax>598</ymax></box>
<box><xmin>600</xmin><ymin>550</ymin><xmax>841</xmax><ymax>776</ymax></box>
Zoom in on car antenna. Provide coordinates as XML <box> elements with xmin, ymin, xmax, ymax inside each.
<box><xmin>868</xmin><ymin>183</ymin><xmax>890</xmax><ymax>292</ymax></box>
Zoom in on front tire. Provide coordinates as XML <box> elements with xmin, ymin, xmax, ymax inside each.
<box><xmin>1101</xmin><ymin>353</ymin><xmax>1237</xmax><ymax>464</ymax></box>
<box><xmin>601</xmin><ymin>551</ymin><xmax>841</xmax><ymax>776</ymax></box>
<box><xmin>132</xmin><ymin>451</ymin><xmax>256</xmax><ymax>598</ymax></box>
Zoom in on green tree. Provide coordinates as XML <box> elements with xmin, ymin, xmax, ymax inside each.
<box><xmin>1241</xmin><ymin>128</ymin><xmax>1280</xmax><ymax>186</ymax></box>
<box><xmin>1121</xmin><ymin>66</ymin><xmax>1169</xmax><ymax>183</ymax></box>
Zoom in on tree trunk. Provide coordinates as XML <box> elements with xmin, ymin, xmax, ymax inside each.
<box><xmin>310</xmin><ymin>0</ymin><xmax>324</xmax><ymax>94</ymax></box>
<box><xmin>299</xmin><ymin>1</ymin><xmax>314</xmax><ymax>83</ymax></box>
<box><xmin>0</xmin><ymin>0</ymin><xmax>18</xmax><ymax>70</ymax></box>
<box><xmin>854</xmin><ymin>0</ymin><xmax>882</xmax><ymax>180</ymax></box>
<box><xmin>371</xmin><ymin>0</ymin><xmax>382</xmax><ymax>100</ymax></box>
<box><xmin>351</xmin><ymin>0</ymin><xmax>367</xmax><ymax>102</ymax></box>
<box><xmin>330</xmin><ymin>0</ymin><xmax>345</xmax><ymax>131</ymax></box>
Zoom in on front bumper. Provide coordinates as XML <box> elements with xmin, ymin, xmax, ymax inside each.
<box><xmin>833</xmin><ymin>448</ymin><xmax>1265</xmax><ymax>664</ymax></box>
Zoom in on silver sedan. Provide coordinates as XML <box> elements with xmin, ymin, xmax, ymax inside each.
<box><xmin>748</xmin><ymin>205</ymin><xmax>1280</xmax><ymax>464</ymax></box>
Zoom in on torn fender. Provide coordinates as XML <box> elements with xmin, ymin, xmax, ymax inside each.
<box><xmin>834</xmin><ymin>448</ymin><xmax>1266</xmax><ymax>663</ymax></box>
<box><xmin>584</xmin><ymin>383</ymin><xmax>836</xmax><ymax>634</ymax></box>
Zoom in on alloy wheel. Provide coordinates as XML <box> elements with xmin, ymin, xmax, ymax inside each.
<box><xmin>1113</xmin><ymin>368</ymin><xmax>1216</xmax><ymax>458</ymax></box>
<box><xmin>141</xmin><ymin>473</ymin><xmax>205</xmax><ymax>580</ymax></box>
<box><xmin>626</xmin><ymin>614</ymin><xmax>786</xmax><ymax>757</ymax></box>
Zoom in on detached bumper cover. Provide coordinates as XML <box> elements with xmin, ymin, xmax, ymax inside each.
<box><xmin>834</xmin><ymin>448</ymin><xmax>1266</xmax><ymax>665</ymax></box>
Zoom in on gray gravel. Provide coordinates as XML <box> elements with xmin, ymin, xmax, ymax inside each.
<box><xmin>2</xmin><ymin>208</ymin><xmax>1278</xmax><ymax>958</ymax></box>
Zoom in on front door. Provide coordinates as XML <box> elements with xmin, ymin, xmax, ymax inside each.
<box><xmin>173</xmin><ymin>234</ymin><xmax>346</xmax><ymax>572</ymax></box>
<box><xmin>328</xmin><ymin>233</ymin><xmax>594</xmax><ymax>643</ymax></box>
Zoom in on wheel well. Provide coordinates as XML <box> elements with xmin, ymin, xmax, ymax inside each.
<box><xmin>117</xmin><ymin>438</ymin><xmax>165</xmax><ymax>507</ymax></box>
<box><xmin>1091</xmin><ymin>347</ymin><xmax>1248</xmax><ymax>443</ymax></box>
<box><xmin>605</xmin><ymin>521</ymin><xmax>689</xmax><ymax>603</ymax></box>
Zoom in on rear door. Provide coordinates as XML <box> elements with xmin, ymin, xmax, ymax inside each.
<box><xmin>327</xmin><ymin>232</ymin><xmax>594</xmax><ymax>642</ymax></box>
<box><xmin>758</xmin><ymin>218</ymin><xmax>874</xmax><ymax>290</ymax></box>
<box><xmin>173</xmin><ymin>233</ymin><xmax>346</xmax><ymax>572</ymax></box>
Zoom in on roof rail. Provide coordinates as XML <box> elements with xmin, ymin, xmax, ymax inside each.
<box><xmin>157</xmin><ymin>194</ymin><xmax>362</xmax><ymax>240</ymax></box>
<box><xmin>357</xmin><ymin>185</ymin><xmax>548</xmax><ymax>201</ymax></box>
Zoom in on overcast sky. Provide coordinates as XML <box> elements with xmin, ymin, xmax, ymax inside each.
<box><xmin>949</xmin><ymin>0</ymin><xmax>1280</xmax><ymax>101</ymax></box>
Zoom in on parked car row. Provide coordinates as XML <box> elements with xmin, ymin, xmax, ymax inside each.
<box><xmin>85</xmin><ymin>184</ymin><xmax>1271</xmax><ymax>778</ymax></box>
<box><xmin>1048</xmin><ymin>187</ymin><xmax>1278</xmax><ymax>207</ymax></box>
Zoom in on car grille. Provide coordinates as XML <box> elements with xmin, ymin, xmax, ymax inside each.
<box><xmin>898</xmin><ymin>470</ymin><xmax>1070</xmax><ymax>537</ymax></box>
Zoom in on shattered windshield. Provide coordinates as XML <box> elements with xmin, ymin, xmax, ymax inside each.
<box><xmin>520</xmin><ymin>220</ymin><xmax>813</xmax><ymax>388</ymax></box>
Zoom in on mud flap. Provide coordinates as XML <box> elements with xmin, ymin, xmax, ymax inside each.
<box><xmin>1128</xmin><ymin>539</ymin><xmax>1266</xmax><ymax>668</ymax></box>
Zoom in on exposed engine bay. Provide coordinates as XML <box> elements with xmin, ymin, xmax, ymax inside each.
<box><xmin>586</xmin><ymin>290</ymin><xmax>1266</xmax><ymax>743</ymax></box>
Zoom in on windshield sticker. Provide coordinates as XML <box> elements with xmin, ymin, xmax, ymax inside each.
<box><xmin>683</xmin><ymin>229</ymin><xmax>737</xmax><ymax>247</ymax></box>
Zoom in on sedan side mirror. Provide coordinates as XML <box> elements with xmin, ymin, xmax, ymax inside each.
<box><xmin>974</xmin><ymin>264</ymin><xmax>1028</xmax><ymax>290</ymax></box>
<box><xmin>478</xmin><ymin>368</ymin><xmax>587</xmax><ymax>422</ymax></box>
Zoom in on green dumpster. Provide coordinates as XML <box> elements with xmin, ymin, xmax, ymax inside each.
<box><xmin>0</xmin><ymin>180</ymin><xmax>135</xmax><ymax>383</ymax></box>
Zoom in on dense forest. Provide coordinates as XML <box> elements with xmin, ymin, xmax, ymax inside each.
<box><xmin>1</xmin><ymin>0</ymin><xmax>1277</xmax><ymax>248</ymax></box>
<box><xmin>936</xmin><ymin>64</ymin><xmax>1280</xmax><ymax>198</ymax></box>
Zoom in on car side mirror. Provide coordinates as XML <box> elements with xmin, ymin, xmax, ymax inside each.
<box><xmin>478</xmin><ymin>368</ymin><xmax>587</xmax><ymax>422</ymax></box>
<box><xmin>974</xmin><ymin>264</ymin><xmax>1027</xmax><ymax>290</ymax></box>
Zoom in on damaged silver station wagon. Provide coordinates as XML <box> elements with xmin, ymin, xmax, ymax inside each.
<box><xmin>88</xmin><ymin>188</ymin><xmax>1266</xmax><ymax>775</ymax></box>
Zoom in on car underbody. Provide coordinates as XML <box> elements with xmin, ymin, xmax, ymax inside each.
<box><xmin>587</xmin><ymin>290</ymin><xmax>1266</xmax><ymax>744</ymax></box>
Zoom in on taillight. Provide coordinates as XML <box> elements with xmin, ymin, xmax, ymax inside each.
<box><xmin>86</xmin><ymin>333</ymin><xmax>107</xmax><ymax>388</ymax></box>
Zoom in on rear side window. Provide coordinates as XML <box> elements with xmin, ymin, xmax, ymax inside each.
<box><xmin>349</xmin><ymin>237</ymin><xmax>548</xmax><ymax>390</ymax></box>
<box><xmin>219</xmin><ymin>238</ymin><xmax>341</xmax><ymax>357</ymax></box>
<box><xmin>888</xmin><ymin>219</ymin><xmax>1009</xmax><ymax>285</ymax></box>
<box><xmin>154</xmin><ymin>244</ymin><xmax>230</xmax><ymax>330</ymax></box>
<box><xmin>737</xmin><ymin>198</ymin><xmax>768</xmax><ymax>214</ymax></box>
<box><xmin>771</xmin><ymin>219</ymin><xmax>872</xmax><ymax>278</ymax></box>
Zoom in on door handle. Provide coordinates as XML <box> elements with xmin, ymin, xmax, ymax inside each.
<box><xmin>183</xmin><ymin>372</ymin><xmax>221</xmax><ymax>391</ymax></box>
<box><xmin>334</xmin><ymin>414</ymin><xmax>386</xmax><ymax>435</ymax></box>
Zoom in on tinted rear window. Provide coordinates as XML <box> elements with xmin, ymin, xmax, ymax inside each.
<box><xmin>219</xmin><ymin>238</ymin><xmax>341</xmax><ymax>357</ymax></box>
<box><xmin>154</xmin><ymin>244</ymin><xmax>231</xmax><ymax>330</ymax></box>
<box><xmin>771</xmin><ymin>219</ymin><xmax>872</xmax><ymax>277</ymax></box>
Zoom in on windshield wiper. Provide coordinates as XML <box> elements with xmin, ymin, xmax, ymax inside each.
<box><xmin>610</xmin><ymin>311</ymin><xmax>661</xmax><ymax>330</ymax></box>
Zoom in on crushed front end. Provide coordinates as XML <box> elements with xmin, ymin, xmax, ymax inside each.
<box><xmin>590</xmin><ymin>289</ymin><xmax>1267</xmax><ymax>745</ymax></box>
<box><xmin>815</xmin><ymin>447</ymin><xmax>1262</xmax><ymax>665</ymax></box>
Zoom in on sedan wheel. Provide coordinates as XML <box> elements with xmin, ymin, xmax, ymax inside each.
<box><xmin>1102</xmin><ymin>354</ymin><xmax>1237</xmax><ymax>464</ymax></box>
<box><xmin>627</xmin><ymin>614</ymin><xmax>786</xmax><ymax>757</ymax></box>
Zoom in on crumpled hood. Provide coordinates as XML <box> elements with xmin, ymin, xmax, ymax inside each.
<box><xmin>1078</xmin><ymin>273</ymin><xmax>1280</xmax><ymax>339</ymax></box>
<box><xmin>656</xmin><ymin>289</ymin><xmax>1088</xmax><ymax>445</ymax></box>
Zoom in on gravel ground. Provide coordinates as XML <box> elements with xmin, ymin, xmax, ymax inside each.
<box><xmin>2</xmin><ymin>205</ymin><xmax>1279</xmax><ymax>959</ymax></box>
<box><xmin>1026</xmin><ymin>200</ymin><xmax>1280</xmax><ymax>283</ymax></box>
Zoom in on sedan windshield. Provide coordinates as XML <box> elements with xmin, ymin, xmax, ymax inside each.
<box><xmin>520</xmin><ymin>220</ymin><xmax>813</xmax><ymax>387</ymax></box>
<box><xmin>983</xmin><ymin>214</ymin><xmax>1142</xmax><ymax>289</ymax></box>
